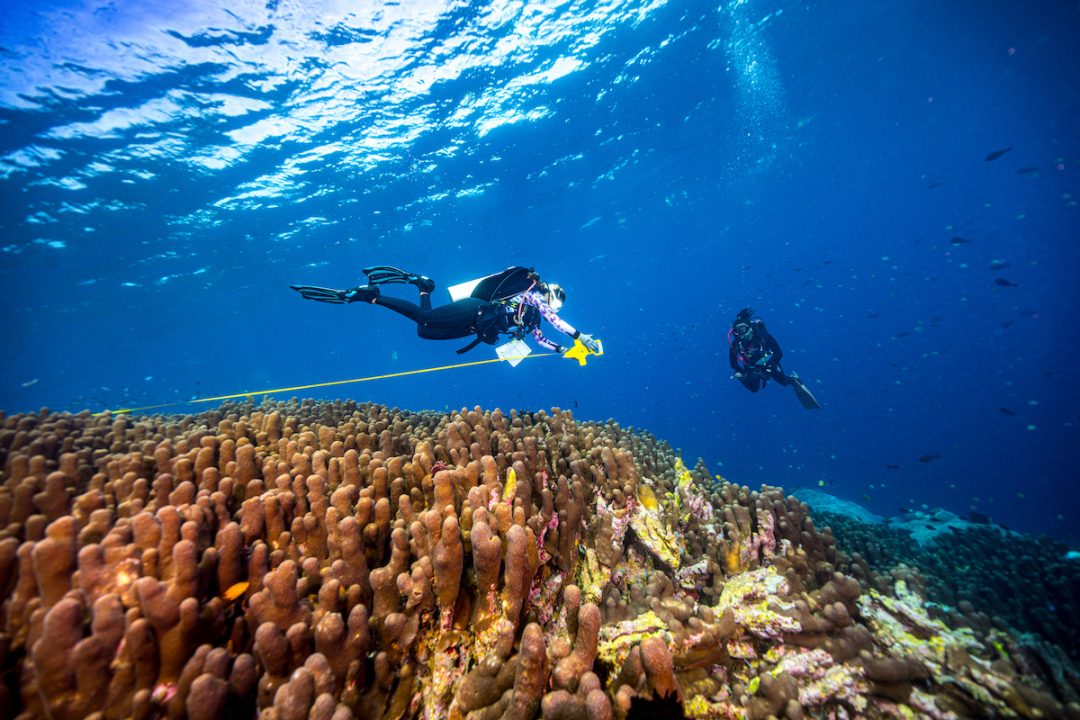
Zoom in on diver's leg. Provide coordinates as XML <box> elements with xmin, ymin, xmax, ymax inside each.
<box><xmin>416</xmin><ymin>298</ymin><xmax>484</xmax><ymax>340</ymax></box>
<box><xmin>739</xmin><ymin>374</ymin><xmax>762</xmax><ymax>392</ymax></box>
<box><xmin>770</xmin><ymin>367</ymin><xmax>793</xmax><ymax>387</ymax></box>
<box><xmin>372</xmin><ymin>294</ymin><xmax>426</xmax><ymax>322</ymax></box>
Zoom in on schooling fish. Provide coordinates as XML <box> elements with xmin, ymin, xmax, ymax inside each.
<box><xmin>917</xmin><ymin>454</ymin><xmax>941</xmax><ymax>463</ymax></box>
<box><xmin>989</xmin><ymin>259</ymin><xmax>1010</xmax><ymax>270</ymax></box>
<box><xmin>995</xmin><ymin>278</ymin><xmax>1019</xmax><ymax>287</ymax></box>
<box><xmin>885</xmin><ymin>464</ymin><xmax>900</xmax><ymax>469</ymax></box>
<box><xmin>999</xmin><ymin>407</ymin><xmax>1017</xmax><ymax>416</ymax></box>
<box><xmin>985</xmin><ymin>146</ymin><xmax>1012</xmax><ymax>161</ymax></box>
<box><xmin>1016</xmin><ymin>166</ymin><xmax>1039</xmax><ymax>175</ymax></box>
<box><xmin>949</xmin><ymin>236</ymin><xmax>971</xmax><ymax>244</ymax></box>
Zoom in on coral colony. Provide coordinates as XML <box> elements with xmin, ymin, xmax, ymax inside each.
<box><xmin>0</xmin><ymin>399</ymin><xmax>1077</xmax><ymax>719</ymax></box>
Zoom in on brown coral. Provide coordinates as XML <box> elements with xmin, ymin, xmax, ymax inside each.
<box><xmin>0</xmin><ymin>400</ymin><xmax>1074</xmax><ymax>720</ymax></box>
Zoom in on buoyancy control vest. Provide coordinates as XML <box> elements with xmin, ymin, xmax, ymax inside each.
<box><xmin>457</xmin><ymin>296</ymin><xmax>542</xmax><ymax>354</ymax></box>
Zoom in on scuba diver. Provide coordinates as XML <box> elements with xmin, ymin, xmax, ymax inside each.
<box><xmin>727</xmin><ymin>307</ymin><xmax>820</xmax><ymax>409</ymax></box>
<box><xmin>291</xmin><ymin>265</ymin><xmax>601</xmax><ymax>357</ymax></box>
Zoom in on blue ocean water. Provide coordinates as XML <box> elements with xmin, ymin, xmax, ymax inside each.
<box><xmin>1</xmin><ymin>0</ymin><xmax>1078</xmax><ymax>545</ymax></box>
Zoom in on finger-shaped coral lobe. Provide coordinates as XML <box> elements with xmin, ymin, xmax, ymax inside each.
<box><xmin>0</xmin><ymin>400</ymin><xmax>1075</xmax><ymax>720</ymax></box>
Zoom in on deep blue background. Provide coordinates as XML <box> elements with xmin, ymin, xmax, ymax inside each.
<box><xmin>2</xmin><ymin>0</ymin><xmax>1078</xmax><ymax>544</ymax></box>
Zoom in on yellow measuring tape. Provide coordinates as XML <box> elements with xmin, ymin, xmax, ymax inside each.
<box><xmin>93</xmin><ymin>351</ymin><xmax>560</xmax><ymax>416</ymax></box>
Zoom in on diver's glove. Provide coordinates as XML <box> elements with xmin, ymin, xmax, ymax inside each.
<box><xmin>578</xmin><ymin>333</ymin><xmax>601</xmax><ymax>354</ymax></box>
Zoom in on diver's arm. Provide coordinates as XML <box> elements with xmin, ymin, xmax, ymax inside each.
<box><xmin>531</xmin><ymin>328</ymin><xmax>565</xmax><ymax>353</ymax></box>
<box><xmin>524</xmin><ymin>291</ymin><xmax>579</xmax><ymax>337</ymax></box>
<box><xmin>762</xmin><ymin>331</ymin><xmax>783</xmax><ymax>368</ymax></box>
<box><xmin>729</xmin><ymin>346</ymin><xmax>740</xmax><ymax>372</ymax></box>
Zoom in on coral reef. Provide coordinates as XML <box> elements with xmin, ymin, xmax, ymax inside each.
<box><xmin>0</xmin><ymin>399</ymin><xmax>1077</xmax><ymax>719</ymax></box>
<box><xmin>805</xmin><ymin>501</ymin><xmax>1080</xmax><ymax>676</ymax></box>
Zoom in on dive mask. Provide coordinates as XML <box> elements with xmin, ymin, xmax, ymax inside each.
<box><xmin>546</xmin><ymin>283</ymin><xmax>565</xmax><ymax>312</ymax></box>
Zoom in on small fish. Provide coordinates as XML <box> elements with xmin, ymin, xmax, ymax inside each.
<box><xmin>989</xmin><ymin>259</ymin><xmax>1011</xmax><ymax>271</ymax></box>
<box><xmin>896</xmin><ymin>330</ymin><xmax>913</xmax><ymax>338</ymax></box>
<box><xmin>998</xmin><ymin>407</ymin><xmax>1016</xmax><ymax>416</ymax></box>
<box><xmin>223</xmin><ymin>581</ymin><xmax>250</xmax><ymax>602</ymax></box>
<box><xmin>927</xmin><ymin>181</ymin><xmax>943</xmax><ymax>189</ymax></box>
<box><xmin>573</xmin><ymin>399</ymin><xmax>579</xmax><ymax>408</ymax></box>
<box><xmin>817</xmin><ymin>480</ymin><xmax>825</xmax><ymax>487</ymax></box>
<box><xmin>985</xmin><ymin>146</ymin><xmax>1012</xmax><ymax>162</ymax></box>
<box><xmin>1016</xmin><ymin>166</ymin><xmax>1039</xmax><ymax>175</ymax></box>
<box><xmin>885</xmin><ymin>464</ymin><xmax>900</xmax><ymax>469</ymax></box>
<box><xmin>994</xmin><ymin>278</ymin><xmax>1019</xmax><ymax>287</ymax></box>
<box><xmin>949</xmin><ymin>236</ymin><xmax>971</xmax><ymax>244</ymax></box>
<box><xmin>21</xmin><ymin>378</ymin><xmax>39</xmax><ymax>388</ymax></box>
<box><xmin>917</xmin><ymin>454</ymin><xmax>941</xmax><ymax>463</ymax></box>
<box><xmin>862</xmin><ymin>494</ymin><xmax>871</xmax><ymax>502</ymax></box>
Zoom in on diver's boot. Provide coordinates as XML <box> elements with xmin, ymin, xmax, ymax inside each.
<box><xmin>344</xmin><ymin>285</ymin><xmax>380</xmax><ymax>303</ymax></box>
<box><xmin>411</xmin><ymin>275</ymin><xmax>435</xmax><ymax>293</ymax></box>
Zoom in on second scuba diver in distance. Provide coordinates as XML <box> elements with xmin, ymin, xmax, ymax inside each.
<box><xmin>728</xmin><ymin>307</ymin><xmax>821</xmax><ymax>409</ymax></box>
<box><xmin>291</xmin><ymin>265</ymin><xmax>601</xmax><ymax>356</ymax></box>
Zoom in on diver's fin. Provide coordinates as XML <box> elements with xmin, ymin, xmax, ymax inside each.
<box><xmin>363</xmin><ymin>266</ymin><xmax>435</xmax><ymax>292</ymax></box>
<box><xmin>290</xmin><ymin>285</ymin><xmax>376</xmax><ymax>304</ymax></box>
<box><xmin>363</xmin><ymin>266</ymin><xmax>412</xmax><ymax>285</ymax></box>
<box><xmin>790</xmin><ymin>374</ymin><xmax>821</xmax><ymax>410</ymax></box>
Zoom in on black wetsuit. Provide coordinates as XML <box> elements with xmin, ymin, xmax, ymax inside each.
<box><xmin>375</xmin><ymin>293</ymin><xmax>485</xmax><ymax>340</ymax></box>
<box><xmin>374</xmin><ymin>292</ymin><xmax>547</xmax><ymax>354</ymax></box>
<box><xmin>728</xmin><ymin>319</ymin><xmax>792</xmax><ymax>392</ymax></box>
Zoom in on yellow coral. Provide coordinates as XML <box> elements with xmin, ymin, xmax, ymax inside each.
<box><xmin>501</xmin><ymin>467</ymin><xmax>517</xmax><ymax>502</ymax></box>
<box><xmin>674</xmin><ymin>457</ymin><xmax>694</xmax><ymax>491</ymax></box>
<box><xmin>638</xmin><ymin>484</ymin><xmax>659</xmax><ymax>512</ymax></box>
<box><xmin>629</xmin><ymin>504</ymin><xmax>681</xmax><ymax>570</ymax></box>
<box><xmin>857</xmin><ymin>581</ymin><xmax>1031</xmax><ymax>718</ymax></box>
<box><xmin>718</xmin><ymin>567</ymin><xmax>801</xmax><ymax>640</ymax></box>
<box><xmin>577</xmin><ymin>548</ymin><xmax>611</xmax><ymax>604</ymax></box>
<box><xmin>597</xmin><ymin>610</ymin><xmax>671</xmax><ymax>669</ymax></box>
<box><xmin>685</xmin><ymin>695</ymin><xmax>748</xmax><ymax>720</ymax></box>
<box><xmin>723</xmin><ymin>541</ymin><xmax>745</xmax><ymax>574</ymax></box>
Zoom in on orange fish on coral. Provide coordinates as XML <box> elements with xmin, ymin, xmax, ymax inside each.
<box><xmin>223</xmin><ymin>582</ymin><xmax>249</xmax><ymax>602</ymax></box>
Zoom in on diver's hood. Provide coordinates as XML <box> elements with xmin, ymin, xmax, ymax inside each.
<box><xmin>546</xmin><ymin>283</ymin><xmax>565</xmax><ymax>312</ymax></box>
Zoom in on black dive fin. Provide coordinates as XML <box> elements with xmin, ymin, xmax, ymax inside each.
<box><xmin>291</xmin><ymin>285</ymin><xmax>351</xmax><ymax>304</ymax></box>
<box><xmin>791</xmin><ymin>376</ymin><xmax>821</xmax><ymax>410</ymax></box>
<box><xmin>363</xmin><ymin>266</ymin><xmax>413</xmax><ymax>285</ymax></box>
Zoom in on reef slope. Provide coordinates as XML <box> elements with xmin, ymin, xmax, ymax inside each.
<box><xmin>0</xmin><ymin>399</ymin><xmax>1076</xmax><ymax>719</ymax></box>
